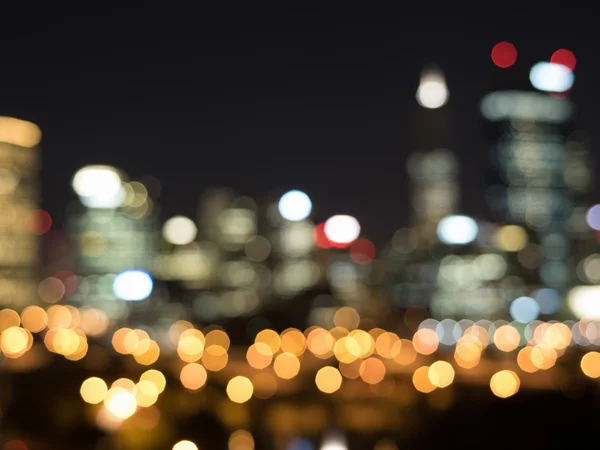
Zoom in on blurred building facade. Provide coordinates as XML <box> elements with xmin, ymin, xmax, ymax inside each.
<box><xmin>0</xmin><ymin>117</ymin><xmax>42</xmax><ymax>309</ymax></box>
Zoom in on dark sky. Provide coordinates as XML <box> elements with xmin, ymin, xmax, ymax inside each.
<box><xmin>1</xmin><ymin>7</ymin><xmax>599</xmax><ymax>246</ymax></box>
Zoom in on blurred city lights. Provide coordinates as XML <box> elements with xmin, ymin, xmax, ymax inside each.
<box><xmin>320</xmin><ymin>432</ymin><xmax>347</xmax><ymax>450</ymax></box>
<box><xmin>163</xmin><ymin>216</ymin><xmax>198</xmax><ymax>245</ymax></box>
<box><xmin>510</xmin><ymin>297</ymin><xmax>540</xmax><ymax>323</ymax></box>
<box><xmin>72</xmin><ymin>165</ymin><xmax>124</xmax><ymax>208</ymax></box>
<box><xmin>278</xmin><ymin>190</ymin><xmax>312</xmax><ymax>221</ymax></box>
<box><xmin>436</xmin><ymin>215</ymin><xmax>478</xmax><ymax>245</ymax></box>
<box><xmin>113</xmin><ymin>270</ymin><xmax>154</xmax><ymax>301</ymax></box>
<box><xmin>529</xmin><ymin>62</ymin><xmax>574</xmax><ymax>93</ymax></box>
<box><xmin>568</xmin><ymin>286</ymin><xmax>600</xmax><ymax>320</ymax></box>
<box><xmin>324</xmin><ymin>215</ymin><xmax>360</xmax><ymax>245</ymax></box>
<box><xmin>551</xmin><ymin>49</ymin><xmax>576</xmax><ymax>71</ymax></box>
<box><xmin>416</xmin><ymin>67</ymin><xmax>449</xmax><ymax>109</ymax></box>
<box><xmin>491</xmin><ymin>41</ymin><xmax>517</xmax><ymax>68</ymax></box>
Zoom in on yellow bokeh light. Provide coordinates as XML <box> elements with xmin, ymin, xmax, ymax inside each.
<box><xmin>20</xmin><ymin>306</ymin><xmax>47</xmax><ymax>333</ymax></box>
<box><xmin>494</xmin><ymin>325</ymin><xmax>520</xmax><ymax>352</ymax></box>
<box><xmin>530</xmin><ymin>344</ymin><xmax>557</xmax><ymax>370</ymax></box>
<box><xmin>315</xmin><ymin>366</ymin><xmax>343</xmax><ymax>394</ymax></box>
<box><xmin>359</xmin><ymin>357</ymin><xmax>386</xmax><ymax>385</ymax></box>
<box><xmin>412</xmin><ymin>329</ymin><xmax>439</xmax><ymax>355</ymax></box>
<box><xmin>80</xmin><ymin>377</ymin><xmax>108</xmax><ymax>405</ymax></box>
<box><xmin>393</xmin><ymin>339</ymin><xmax>417</xmax><ymax>366</ymax></box>
<box><xmin>205</xmin><ymin>329</ymin><xmax>230</xmax><ymax>351</ymax></box>
<box><xmin>581</xmin><ymin>351</ymin><xmax>600</xmax><ymax>378</ymax></box>
<box><xmin>140</xmin><ymin>369</ymin><xmax>167</xmax><ymax>394</ymax></box>
<box><xmin>490</xmin><ymin>370</ymin><xmax>520</xmax><ymax>398</ymax></box>
<box><xmin>306</xmin><ymin>328</ymin><xmax>334</xmax><ymax>358</ymax></box>
<box><xmin>202</xmin><ymin>350</ymin><xmax>229</xmax><ymax>372</ymax></box>
<box><xmin>172</xmin><ymin>440</ymin><xmax>198</xmax><ymax>450</ymax></box>
<box><xmin>413</xmin><ymin>366</ymin><xmax>436</xmax><ymax>393</ymax></box>
<box><xmin>180</xmin><ymin>363</ymin><xmax>208</xmax><ymax>390</ymax></box>
<box><xmin>517</xmin><ymin>346</ymin><xmax>539</xmax><ymax>373</ymax></box>
<box><xmin>333</xmin><ymin>306</ymin><xmax>360</xmax><ymax>330</ymax></box>
<box><xmin>135</xmin><ymin>380</ymin><xmax>159</xmax><ymax>407</ymax></box>
<box><xmin>229</xmin><ymin>429</ymin><xmax>255</xmax><ymax>450</ymax></box>
<box><xmin>273</xmin><ymin>352</ymin><xmax>301</xmax><ymax>379</ymax></box>
<box><xmin>134</xmin><ymin>340</ymin><xmax>161</xmax><ymax>366</ymax></box>
<box><xmin>375</xmin><ymin>332</ymin><xmax>401</xmax><ymax>359</ymax></box>
<box><xmin>495</xmin><ymin>225</ymin><xmax>528</xmax><ymax>252</ymax></box>
<box><xmin>246</xmin><ymin>342</ymin><xmax>273</xmax><ymax>369</ymax></box>
<box><xmin>428</xmin><ymin>361</ymin><xmax>455</xmax><ymax>388</ymax></box>
<box><xmin>104</xmin><ymin>387</ymin><xmax>137</xmax><ymax>419</ymax></box>
<box><xmin>0</xmin><ymin>309</ymin><xmax>20</xmax><ymax>332</ymax></box>
<box><xmin>226</xmin><ymin>376</ymin><xmax>254</xmax><ymax>404</ymax></box>
<box><xmin>280</xmin><ymin>328</ymin><xmax>307</xmax><ymax>356</ymax></box>
<box><xmin>254</xmin><ymin>329</ymin><xmax>281</xmax><ymax>353</ymax></box>
<box><xmin>454</xmin><ymin>342</ymin><xmax>481</xmax><ymax>369</ymax></box>
<box><xmin>1</xmin><ymin>326</ymin><xmax>29</xmax><ymax>356</ymax></box>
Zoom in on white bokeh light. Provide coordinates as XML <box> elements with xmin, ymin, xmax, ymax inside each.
<box><xmin>416</xmin><ymin>68</ymin><xmax>449</xmax><ymax>109</ymax></box>
<box><xmin>320</xmin><ymin>432</ymin><xmax>347</xmax><ymax>450</ymax></box>
<box><xmin>529</xmin><ymin>62</ymin><xmax>574</xmax><ymax>93</ymax></box>
<box><xmin>437</xmin><ymin>215</ymin><xmax>478</xmax><ymax>245</ymax></box>
<box><xmin>568</xmin><ymin>286</ymin><xmax>600</xmax><ymax>320</ymax></box>
<box><xmin>113</xmin><ymin>270</ymin><xmax>153</xmax><ymax>301</ymax></box>
<box><xmin>278</xmin><ymin>190</ymin><xmax>312</xmax><ymax>221</ymax></box>
<box><xmin>72</xmin><ymin>165</ymin><xmax>125</xmax><ymax>209</ymax></box>
<box><xmin>105</xmin><ymin>390</ymin><xmax>137</xmax><ymax>419</ymax></box>
<box><xmin>324</xmin><ymin>215</ymin><xmax>360</xmax><ymax>245</ymax></box>
<box><xmin>163</xmin><ymin>216</ymin><xmax>198</xmax><ymax>245</ymax></box>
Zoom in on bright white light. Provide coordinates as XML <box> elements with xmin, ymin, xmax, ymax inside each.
<box><xmin>568</xmin><ymin>286</ymin><xmax>600</xmax><ymax>320</ymax></box>
<box><xmin>320</xmin><ymin>432</ymin><xmax>347</xmax><ymax>450</ymax></box>
<box><xmin>72</xmin><ymin>165</ymin><xmax>125</xmax><ymax>209</ymax></box>
<box><xmin>324</xmin><ymin>215</ymin><xmax>360</xmax><ymax>245</ymax></box>
<box><xmin>529</xmin><ymin>62</ymin><xmax>574</xmax><ymax>93</ymax></box>
<box><xmin>278</xmin><ymin>190</ymin><xmax>312</xmax><ymax>222</ymax></box>
<box><xmin>416</xmin><ymin>68</ymin><xmax>449</xmax><ymax>109</ymax></box>
<box><xmin>437</xmin><ymin>215</ymin><xmax>478</xmax><ymax>245</ymax></box>
<box><xmin>105</xmin><ymin>390</ymin><xmax>137</xmax><ymax>419</ymax></box>
<box><xmin>113</xmin><ymin>270</ymin><xmax>153</xmax><ymax>301</ymax></box>
<box><xmin>163</xmin><ymin>216</ymin><xmax>198</xmax><ymax>245</ymax></box>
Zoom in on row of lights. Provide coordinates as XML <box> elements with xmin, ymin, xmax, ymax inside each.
<box><xmin>417</xmin><ymin>44</ymin><xmax>576</xmax><ymax>110</ymax></box>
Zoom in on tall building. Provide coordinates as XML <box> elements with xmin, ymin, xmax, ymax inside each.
<box><xmin>481</xmin><ymin>89</ymin><xmax>582</xmax><ymax>319</ymax></box>
<box><xmin>382</xmin><ymin>149</ymin><xmax>460</xmax><ymax>311</ymax></box>
<box><xmin>65</xmin><ymin>165</ymin><xmax>158</xmax><ymax>316</ymax></box>
<box><xmin>0</xmin><ymin>117</ymin><xmax>42</xmax><ymax>310</ymax></box>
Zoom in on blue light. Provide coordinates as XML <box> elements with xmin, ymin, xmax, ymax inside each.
<box><xmin>113</xmin><ymin>270</ymin><xmax>153</xmax><ymax>301</ymax></box>
<box><xmin>510</xmin><ymin>296</ymin><xmax>540</xmax><ymax>323</ymax></box>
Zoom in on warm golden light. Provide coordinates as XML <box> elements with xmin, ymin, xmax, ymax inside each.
<box><xmin>80</xmin><ymin>377</ymin><xmax>108</xmax><ymax>405</ymax></box>
<box><xmin>581</xmin><ymin>351</ymin><xmax>600</xmax><ymax>378</ymax></box>
<box><xmin>428</xmin><ymin>361</ymin><xmax>455</xmax><ymax>388</ymax></box>
<box><xmin>273</xmin><ymin>352</ymin><xmax>301</xmax><ymax>379</ymax></box>
<box><xmin>226</xmin><ymin>376</ymin><xmax>254</xmax><ymax>403</ymax></box>
<box><xmin>172</xmin><ymin>440</ymin><xmax>199</xmax><ymax>450</ymax></box>
<box><xmin>180</xmin><ymin>363</ymin><xmax>208</xmax><ymax>390</ymax></box>
<box><xmin>315</xmin><ymin>366</ymin><xmax>343</xmax><ymax>393</ymax></box>
<box><xmin>490</xmin><ymin>370</ymin><xmax>520</xmax><ymax>398</ymax></box>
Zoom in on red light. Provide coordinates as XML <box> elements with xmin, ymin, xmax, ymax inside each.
<box><xmin>314</xmin><ymin>223</ymin><xmax>332</xmax><ymax>249</ymax></box>
<box><xmin>26</xmin><ymin>209</ymin><xmax>52</xmax><ymax>235</ymax></box>
<box><xmin>350</xmin><ymin>238</ymin><xmax>376</xmax><ymax>264</ymax></box>
<box><xmin>314</xmin><ymin>223</ymin><xmax>351</xmax><ymax>249</ymax></box>
<box><xmin>551</xmin><ymin>49</ymin><xmax>576</xmax><ymax>71</ymax></box>
<box><xmin>491</xmin><ymin>42</ymin><xmax>517</xmax><ymax>68</ymax></box>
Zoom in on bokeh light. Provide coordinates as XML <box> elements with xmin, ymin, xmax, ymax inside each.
<box><xmin>491</xmin><ymin>41</ymin><xmax>517</xmax><ymax>68</ymax></box>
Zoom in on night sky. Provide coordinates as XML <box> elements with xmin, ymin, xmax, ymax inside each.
<box><xmin>1</xmin><ymin>7</ymin><xmax>599</xmax><ymax>246</ymax></box>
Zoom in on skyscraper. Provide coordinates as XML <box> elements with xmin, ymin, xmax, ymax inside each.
<box><xmin>481</xmin><ymin>88</ymin><xmax>580</xmax><ymax>319</ymax></box>
<box><xmin>0</xmin><ymin>117</ymin><xmax>42</xmax><ymax>309</ymax></box>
